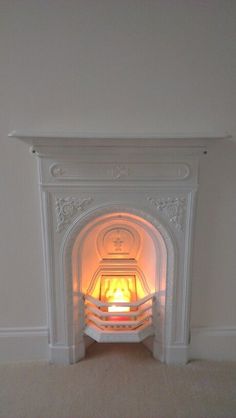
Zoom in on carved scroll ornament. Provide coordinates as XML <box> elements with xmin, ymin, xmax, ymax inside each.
<box><xmin>55</xmin><ymin>196</ymin><xmax>93</xmax><ymax>232</ymax></box>
<box><xmin>147</xmin><ymin>196</ymin><xmax>186</xmax><ymax>232</ymax></box>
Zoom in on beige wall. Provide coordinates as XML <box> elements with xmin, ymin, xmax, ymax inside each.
<box><xmin>0</xmin><ymin>1</ymin><xmax>235</xmax><ymax>343</ymax></box>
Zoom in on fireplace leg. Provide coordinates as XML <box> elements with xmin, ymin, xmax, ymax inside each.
<box><xmin>73</xmin><ymin>339</ymin><xmax>86</xmax><ymax>363</ymax></box>
<box><xmin>75</xmin><ymin>293</ymin><xmax>86</xmax><ymax>362</ymax></box>
<box><xmin>153</xmin><ymin>338</ymin><xmax>164</xmax><ymax>362</ymax></box>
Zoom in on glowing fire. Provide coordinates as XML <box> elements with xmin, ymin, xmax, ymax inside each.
<box><xmin>103</xmin><ymin>277</ymin><xmax>133</xmax><ymax>313</ymax></box>
<box><xmin>108</xmin><ymin>287</ymin><xmax>130</xmax><ymax>313</ymax></box>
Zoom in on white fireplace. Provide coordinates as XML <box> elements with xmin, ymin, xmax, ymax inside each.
<box><xmin>11</xmin><ymin>132</ymin><xmax>209</xmax><ymax>364</ymax></box>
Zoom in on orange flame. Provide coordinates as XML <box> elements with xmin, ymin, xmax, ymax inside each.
<box><xmin>105</xmin><ymin>278</ymin><xmax>131</xmax><ymax>313</ymax></box>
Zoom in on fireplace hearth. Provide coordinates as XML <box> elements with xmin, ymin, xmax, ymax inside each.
<box><xmin>11</xmin><ymin>132</ymin><xmax>210</xmax><ymax>364</ymax></box>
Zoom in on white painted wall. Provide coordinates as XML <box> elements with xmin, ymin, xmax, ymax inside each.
<box><xmin>0</xmin><ymin>0</ymin><xmax>235</xmax><ymax>361</ymax></box>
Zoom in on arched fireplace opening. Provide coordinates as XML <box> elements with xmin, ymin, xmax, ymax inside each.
<box><xmin>67</xmin><ymin>209</ymin><xmax>170</xmax><ymax>361</ymax></box>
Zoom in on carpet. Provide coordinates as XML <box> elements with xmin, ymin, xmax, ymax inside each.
<box><xmin>0</xmin><ymin>343</ymin><xmax>236</xmax><ymax>418</ymax></box>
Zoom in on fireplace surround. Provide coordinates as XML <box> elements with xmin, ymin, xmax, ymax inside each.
<box><xmin>11</xmin><ymin>132</ymin><xmax>210</xmax><ymax>364</ymax></box>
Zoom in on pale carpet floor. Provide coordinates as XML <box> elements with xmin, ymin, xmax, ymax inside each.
<box><xmin>0</xmin><ymin>343</ymin><xmax>236</xmax><ymax>418</ymax></box>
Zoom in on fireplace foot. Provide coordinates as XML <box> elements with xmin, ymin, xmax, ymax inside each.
<box><xmin>165</xmin><ymin>344</ymin><xmax>189</xmax><ymax>364</ymax></box>
<box><xmin>49</xmin><ymin>344</ymin><xmax>76</xmax><ymax>364</ymax></box>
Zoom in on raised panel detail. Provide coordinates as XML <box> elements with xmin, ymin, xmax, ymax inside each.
<box><xmin>47</xmin><ymin>162</ymin><xmax>190</xmax><ymax>182</ymax></box>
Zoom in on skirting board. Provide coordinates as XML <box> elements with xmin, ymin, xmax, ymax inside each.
<box><xmin>1</xmin><ymin>326</ymin><xmax>236</xmax><ymax>363</ymax></box>
<box><xmin>0</xmin><ymin>327</ymin><xmax>49</xmax><ymax>363</ymax></box>
<box><xmin>190</xmin><ymin>326</ymin><xmax>236</xmax><ymax>361</ymax></box>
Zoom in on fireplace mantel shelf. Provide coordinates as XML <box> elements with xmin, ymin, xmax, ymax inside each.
<box><xmin>8</xmin><ymin>130</ymin><xmax>230</xmax><ymax>147</ymax></box>
<box><xmin>9</xmin><ymin>130</ymin><xmax>230</xmax><ymax>139</ymax></box>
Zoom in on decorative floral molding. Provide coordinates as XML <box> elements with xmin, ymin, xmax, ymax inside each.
<box><xmin>147</xmin><ymin>196</ymin><xmax>187</xmax><ymax>231</ymax></box>
<box><xmin>110</xmin><ymin>165</ymin><xmax>129</xmax><ymax>179</ymax></box>
<box><xmin>50</xmin><ymin>164</ymin><xmax>65</xmax><ymax>178</ymax></box>
<box><xmin>55</xmin><ymin>197</ymin><xmax>93</xmax><ymax>232</ymax></box>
